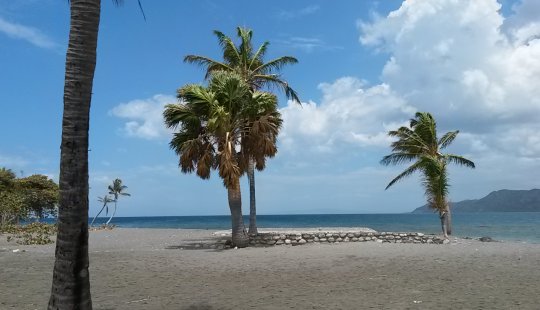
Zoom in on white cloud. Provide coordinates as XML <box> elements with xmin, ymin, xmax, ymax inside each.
<box><xmin>279</xmin><ymin>77</ymin><xmax>415</xmax><ymax>154</ymax></box>
<box><xmin>277</xmin><ymin>5</ymin><xmax>320</xmax><ymax>19</ymax></box>
<box><xmin>276</xmin><ymin>37</ymin><xmax>343</xmax><ymax>53</ymax></box>
<box><xmin>110</xmin><ymin>94</ymin><xmax>176</xmax><ymax>140</ymax></box>
<box><xmin>355</xmin><ymin>0</ymin><xmax>540</xmax><ymax>159</ymax></box>
<box><xmin>0</xmin><ymin>16</ymin><xmax>57</xmax><ymax>49</ymax></box>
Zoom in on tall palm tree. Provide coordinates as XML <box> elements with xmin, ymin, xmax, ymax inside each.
<box><xmin>164</xmin><ymin>71</ymin><xmax>281</xmax><ymax>247</ymax></box>
<box><xmin>184</xmin><ymin>27</ymin><xmax>299</xmax><ymax>234</ymax></box>
<box><xmin>106</xmin><ymin>178</ymin><xmax>130</xmax><ymax>225</ymax></box>
<box><xmin>49</xmin><ymin>1</ymin><xmax>101</xmax><ymax>308</ymax></box>
<box><xmin>381</xmin><ymin>112</ymin><xmax>475</xmax><ymax>238</ymax></box>
<box><xmin>90</xmin><ymin>195</ymin><xmax>114</xmax><ymax>227</ymax></box>
<box><xmin>50</xmin><ymin>1</ymin><xmax>143</xmax><ymax>308</ymax></box>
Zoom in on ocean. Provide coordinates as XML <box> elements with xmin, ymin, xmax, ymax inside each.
<box><xmin>88</xmin><ymin>212</ymin><xmax>540</xmax><ymax>243</ymax></box>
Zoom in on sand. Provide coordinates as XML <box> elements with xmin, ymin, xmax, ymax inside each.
<box><xmin>1</xmin><ymin>228</ymin><xmax>539</xmax><ymax>310</ymax></box>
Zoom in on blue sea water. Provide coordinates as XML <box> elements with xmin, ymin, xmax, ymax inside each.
<box><xmin>88</xmin><ymin>212</ymin><xmax>540</xmax><ymax>243</ymax></box>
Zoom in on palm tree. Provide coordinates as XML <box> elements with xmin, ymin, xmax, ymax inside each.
<box><xmin>164</xmin><ymin>71</ymin><xmax>281</xmax><ymax>247</ymax></box>
<box><xmin>50</xmin><ymin>1</ymin><xmax>143</xmax><ymax>308</ymax></box>
<box><xmin>184</xmin><ymin>27</ymin><xmax>299</xmax><ymax>234</ymax></box>
<box><xmin>381</xmin><ymin>112</ymin><xmax>475</xmax><ymax>238</ymax></box>
<box><xmin>106</xmin><ymin>178</ymin><xmax>130</xmax><ymax>225</ymax></box>
<box><xmin>90</xmin><ymin>195</ymin><xmax>114</xmax><ymax>227</ymax></box>
<box><xmin>49</xmin><ymin>1</ymin><xmax>101</xmax><ymax>308</ymax></box>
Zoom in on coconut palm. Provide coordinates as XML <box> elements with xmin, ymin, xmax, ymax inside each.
<box><xmin>164</xmin><ymin>71</ymin><xmax>281</xmax><ymax>247</ymax></box>
<box><xmin>185</xmin><ymin>27</ymin><xmax>299</xmax><ymax>234</ymax></box>
<box><xmin>50</xmin><ymin>1</ymin><xmax>143</xmax><ymax>308</ymax></box>
<box><xmin>49</xmin><ymin>1</ymin><xmax>101</xmax><ymax>308</ymax></box>
<box><xmin>90</xmin><ymin>195</ymin><xmax>114</xmax><ymax>227</ymax></box>
<box><xmin>106</xmin><ymin>178</ymin><xmax>130</xmax><ymax>225</ymax></box>
<box><xmin>381</xmin><ymin>112</ymin><xmax>475</xmax><ymax>238</ymax></box>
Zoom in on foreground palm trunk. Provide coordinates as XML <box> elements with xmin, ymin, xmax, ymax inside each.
<box><xmin>228</xmin><ymin>177</ymin><xmax>249</xmax><ymax>247</ymax></box>
<box><xmin>49</xmin><ymin>1</ymin><xmax>100</xmax><ymax>309</ymax></box>
<box><xmin>247</xmin><ymin>159</ymin><xmax>257</xmax><ymax>235</ymax></box>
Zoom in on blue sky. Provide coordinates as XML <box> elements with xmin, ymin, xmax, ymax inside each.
<box><xmin>1</xmin><ymin>0</ymin><xmax>539</xmax><ymax>216</ymax></box>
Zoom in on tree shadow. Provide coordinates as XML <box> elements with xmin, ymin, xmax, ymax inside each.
<box><xmin>165</xmin><ymin>237</ymin><xmax>232</xmax><ymax>252</ymax></box>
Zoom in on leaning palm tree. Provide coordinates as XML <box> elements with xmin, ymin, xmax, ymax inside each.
<box><xmin>106</xmin><ymin>178</ymin><xmax>130</xmax><ymax>225</ymax></box>
<box><xmin>164</xmin><ymin>71</ymin><xmax>281</xmax><ymax>247</ymax></box>
<box><xmin>381</xmin><ymin>112</ymin><xmax>475</xmax><ymax>238</ymax></box>
<box><xmin>50</xmin><ymin>1</ymin><xmax>143</xmax><ymax>308</ymax></box>
<box><xmin>90</xmin><ymin>195</ymin><xmax>114</xmax><ymax>227</ymax></box>
<box><xmin>185</xmin><ymin>27</ymin><xmax>300</xmax><ymax>234</ymax></box>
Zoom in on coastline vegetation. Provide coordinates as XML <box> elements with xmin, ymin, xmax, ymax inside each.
<box><xmin>0</xmin><ymin>167</ymin><xmax>59</xmax><ymax>227</ymax></box>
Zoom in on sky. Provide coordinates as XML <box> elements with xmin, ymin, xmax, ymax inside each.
<box><xmin>1</xmin><ymin>0</ymin><xmax>539</xmax><ymax>216</ymax></box>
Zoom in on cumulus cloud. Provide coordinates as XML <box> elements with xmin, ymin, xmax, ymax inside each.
<box><xmin>279</xmin><ymin>77</ymin><xmax>415</xmax><ymax>153</ymax></box>
<box><xmin>0</xmin><ymin>16</ymin><xmax>57</xmax><ymax>49</ymax></box>
<box><xmin>110</xmin><ymin>94</ymin><xmax>176</xmax><ymax>140</ymax></box>
<box><xmin>355</xmin><ymin>0</ymin><xmax>540</xmax><ymax>159</ymax></box>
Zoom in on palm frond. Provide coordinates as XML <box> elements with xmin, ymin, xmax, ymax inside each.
<box><xmin>252</xmin><ymin>56</ymin><xmax>298</xmax><ymax>75</ymax></box>
<box><xmin>183</xmin><ymin>55</ymin><xmax>232</xmax><ymax>79</ymax></box>
<box><xmin>249</xmin><ymin>41</ymin><xmax>269</xmax><ymax>70</ymax></box>
<box><xmin>213</xmin><ymin>30</ymin><xmax>240</xmax><ymax>66</ymax></box>
<box><xmin>438</xmin><ymin>130</ymin><xmax>459</xmax><ymax>150</ymax></box>
<box><xmin>252</xmin><ymin>74</ymin><xmax>301</xmax><ymax>103</ymax></box>
<box><xmin>385</xmin><ymin>161</ymin><xmax>422</xmax><ymax>190</ymax></box>
<box><xmin>380</xmin><ymin>153</ymin><xmax>419</xmax><ymax>166</ymax></box>
<box><xmin>445</xmin><ymin>154</ymin><xmax>475</xmax><ymax>168</ymax></box>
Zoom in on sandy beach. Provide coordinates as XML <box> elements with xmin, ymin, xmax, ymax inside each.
<box><xmin>1</xmin><ymin>228</ymin><xmax>539</xmax><ymax>310</ymax></box>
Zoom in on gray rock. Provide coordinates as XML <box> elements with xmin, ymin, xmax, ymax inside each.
<box><xmin>275</xmin><ymin>239</ymin><xmax>284</xmax><ymax>245</ymax></box>
<box><xmin>285</xmin><ymin>239</ymin><xmax>292</xmax><ymax>244</ymax></box>
<box><xmin>314</xmin><ymin>237</ymin><xmax>320</xmax><ymax>242</ymax></box>
<box><xmin>478</xmin><ymin>236</ymin><xmax>496</xmax><ymax>242</ymax></box>
<box><xmin>298</xmin><ymin>239</ymin><xmax>307</xmax><ymax>244</ymax></box>
<box><xmin>351</xmin><ymin>237</ymin><xmax>358</xmax><ymax>242</ymax></box>
<box><xmin>319</xmin><ymin>238</ymin><xmax>327</xmax><ymax>242</ymax></box>
<box><xmin>328</xmin><ymin>237</ymin><xmax>335</xmax><ymax>242</ymax></box>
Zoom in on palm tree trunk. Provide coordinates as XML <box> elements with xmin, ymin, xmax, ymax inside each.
<box><xmin>105</xmin><ymin>201</ymin><xmax>117</xmax><ymax>225</ymax></box>
<box><xmin>49</xmin><ymin>1</ymin><xmax>100</xmax><ymax>309</ymax></box>
<box><xmin>90</xmin><ymin>206</ymin><xmax>106</xmax><ymax>227</ymax></box>
<box><xmin>439</xmin><ymin>210</ymin><xmax>449</xmax><ymax>239</ymax></box>
<box><xmin>247</xmin><ymin>158</ymin><xmax>257</xmax><ymax>235</ymax></box>
<box><xmin>228</xmin><ymin>177</ymin><xmax>249</xmax><ymax>248</ymax></box>
<box><xmin>445</xmin><ymin>204</ymin><xmax>452</xmax><ymax>235</ymax></box>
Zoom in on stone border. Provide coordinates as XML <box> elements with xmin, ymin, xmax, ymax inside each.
<box><xmin>248</xmin><ymin>231</ymin><xmax>447</xmax><ymax>246</ymax></box>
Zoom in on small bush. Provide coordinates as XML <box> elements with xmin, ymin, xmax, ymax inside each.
<box><xmin>0</xmin><ymin>222</ymin><xmax>57</xmax><ymax>245</ymax></box>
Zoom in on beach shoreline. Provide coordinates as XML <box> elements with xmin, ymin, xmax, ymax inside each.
<box><xmin>1</xmin><ymin>228</ymin><xmax>539</xmax><ymax>309</ymax></box>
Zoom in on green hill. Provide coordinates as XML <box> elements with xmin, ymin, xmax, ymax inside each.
<box><xmin>411</xmin><ymin>189</ymin><xmax>540</xmax><ymax>213</ymax></box>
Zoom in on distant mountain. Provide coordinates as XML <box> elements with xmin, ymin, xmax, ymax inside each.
<box><xmin>411</xmin><ymin>189</ymin><xmax>540</xmax><ymax>213</ymax></box>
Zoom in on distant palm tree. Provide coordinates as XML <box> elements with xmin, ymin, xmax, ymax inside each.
<box><xmin>185</xmin><ymin>27</ymin><xmax>299</xmax><ymax>234</ymax></box>
<box><xmin>90</xmin><ymin>195</ymin><xmax>114</xmax><ymax>227</ymax></box>
<box><xmin>381</xmin><ymin>112</ymin><xmax>475</xmax><ymax>238</ymax></box>
<box><xmin>164</xmin><ymin>71</ymin><xmax>281</xmax><ymax>247</ymax></box>
<box><xmin>106</xmin><ymin>178</ymin><xmax>130</xmax><ymax>225</ymax></box>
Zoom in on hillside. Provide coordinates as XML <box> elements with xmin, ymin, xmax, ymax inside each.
<box><xmin>411</xmin><ymin>189</ymin><xmax>540</xmax><ymax>213</ymax></box>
